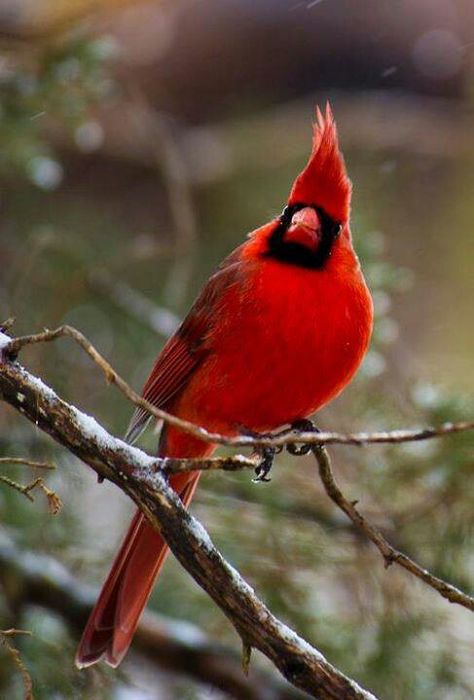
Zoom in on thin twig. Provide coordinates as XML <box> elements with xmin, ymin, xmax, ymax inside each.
<box><xmin>0</xmin><ymin>359</ymin><xmax>378</xmax><ymax>699</ymax></box>
<box><xmin>0</xmin><ymin>628</ymin><xmax>34</xmax><ymax>700</ymax></box>
<box><xmin>2</xmin><ymin>328</ymin><xmax>474</xmax><ymax>611</ymax></box>
<box><xmin>0</xmin><ymin>457</ymin><xmax>55</xmax><ymax>470</ymax></box>
<box><xmin>4</xmin><ymin>325</ymin><xmax>474</xmax><ymax>450</ymax></box>
<box><xmin>161</xmin><ymin>454</ymin><xmax>259</xmax><ymax>475</ymax></box>
<box><xmin>312</xmin><ymin>444</ymin><xmax>474</xmax><ymax>611</ymax></box>
<box><xmin>0</xmin><ymin>475</ymin><xmax>62</xmax><ymax>514</ymax></box>
<box><xmin>0</xmin><ymin>628</ymin><xmax>32</xmax><ymax>637</ymax></box>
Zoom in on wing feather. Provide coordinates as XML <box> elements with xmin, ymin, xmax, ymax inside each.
<box><xmin>124</xmin><ymin>256</ymin><xmax>242</xmax><ymax>443</ymax></box>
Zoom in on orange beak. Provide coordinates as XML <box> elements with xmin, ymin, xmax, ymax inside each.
<box><xmin>285</xmin><ymin>207</ymin><xmax>321</xmax><ymax>250</ymax></box>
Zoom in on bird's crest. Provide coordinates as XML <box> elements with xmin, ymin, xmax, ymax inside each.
<box><xmin>288</xmin><ymin>104</ymin><xmax>351</xmax><ymax>223</ymax></box>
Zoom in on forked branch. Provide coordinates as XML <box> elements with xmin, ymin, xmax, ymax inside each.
<box><xmin>0</xmin><ymin>357</ymin><xmax>378</xmax><ymax>700</ymax></box>
<box><xmin>1</xmin><ymin>326</ymin><xmax>474</xmax><ymax>697</ymax></box>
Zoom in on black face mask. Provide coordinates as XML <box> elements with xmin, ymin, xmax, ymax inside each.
<box><xmin>264</xmin><ymin>203</ymin><xmax>342</xmax><ymax>269</ymax></box>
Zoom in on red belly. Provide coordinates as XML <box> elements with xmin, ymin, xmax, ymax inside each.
<box><xmin>167</xmin><ymin>257</ymin><xmax>373</xmax><ymax>443</ymax></box>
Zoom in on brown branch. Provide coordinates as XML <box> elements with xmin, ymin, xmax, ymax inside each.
<box><xmin>0</xmin><ymin>359</ymin><xmax>378</xmax><ymax>700</ymax></box>
<box><xmin>312</xmin><ymin>444</ymin><xmax>474</xmax><ymax>612</ymax></box>
<box><xmin>2</xmin><ymin>326</ymin><xmax>473</xmax><ymax>609</ymax></box>
<box><xmin>161</xmin><ymin>454</ymin><xmax>259</xmax><ymax>475</ymax></box>
<box><xmin>0</xmin><ymin>474</ymin><xmax>62</xmax><ymax>514</ymax></box>
<box><xmin>3</xmin><ymin>324</ymin><xmax>228</xmax><ymax>446</ymax></box>
<box><xmin>3</xmin><ymin>325</ymin><xmax>474</xmax><ymax>450</ymax></box>
<box><xmin>0</xmin><ymin>457</ymin><xmax>55</xmax><ymax>470</ymax></box>
<box><xmin>0</xmin><ymin>451</ymin><xmax>60</xmax><ymax>514</ymax></box>
<box><xmin>0</xmin><ymin>536</ymin><xmax>305</xmax><ymax>700</ymax></box>
<box><xmin>0</xmin><ymin>628</ymin><xmax>34</xmax><ymax>700</ymax></box>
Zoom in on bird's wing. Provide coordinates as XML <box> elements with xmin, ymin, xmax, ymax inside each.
<box><xmin>124</xmin><ymin>254</ymin><xmax>242</xmax><ymax>444</ymax></box>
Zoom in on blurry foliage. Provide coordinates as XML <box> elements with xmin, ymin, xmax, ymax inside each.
<box><xmin>0</xmin><ymin>34</ymin><xmax>117</xmax><ymax>188</ymax></box>
<box><xmin>1</xmin><ymin>27</ymin><xmax>473</xmax><ymax>700</ymax></box>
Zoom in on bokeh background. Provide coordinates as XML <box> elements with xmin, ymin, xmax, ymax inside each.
<box><xmin>0</xmin><ymin>1</ymin><xmax>473</xmax><ymax>698</ymax></box>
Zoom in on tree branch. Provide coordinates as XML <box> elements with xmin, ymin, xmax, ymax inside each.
<box><xmin>0</xmin><ymin>628</ymin><xmax>33</xmax><ymax>700</ymax></box>
<box><xmin>0</xmin><ymin>536</ymin><xmax>306</xmax><ymax>700</ymax></box>
<box><xmin>0</xmin><ymin>457</ymin><xmax>55</xmax><ymax>470</ymax></box>
<box><xmin>3</xmin><ymin>325</ymin><xmax>474</xmax><ymax>450</ymax></box>
<box><xmin>0</xmin><ymin>452</ymin><xmax>61</xmax><ymax>513</ymax></box>
<box><xmin>2</xmin><ymin>326</ymin><xmax>473</xmax><ymax>606</ymax></box>
<box><xmin>0</xmin><ymin>473</ymin><xmax>62</xmax><ymax>514</ymax></box>
<box><xmin>0</xmin><ymin>358</ymin><xmax>378</xmax><ymax>700</ymax></box>
<box><xmin>312</xmin><ymin>445</ymin><xmax>474</xmax><ymax>611</ymax></box>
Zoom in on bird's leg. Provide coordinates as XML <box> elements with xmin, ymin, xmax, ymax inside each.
<box><xmin>239</xmin><ymin>427</ymin><xmax>283</xmax><ymax>483</ymax></box>
<box><xmin>252</xmin><ymin>445</ymin><xmax>282</xmax><ymax>483</ymax></box>
<box><xmin>287</xmin><ymin>419</ymin><xmax>319</xmax><ymax>456</ymax></box>
<box><xmin>241</xmin><ymin>419</ymin><xmax>318</xmax><ymax>482</ymax></box>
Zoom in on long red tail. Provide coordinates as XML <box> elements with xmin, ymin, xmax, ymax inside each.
<box><xmin>75</xmin><ymin>471</ymin><xmax>200</xmax><ymax>668</ymax></box>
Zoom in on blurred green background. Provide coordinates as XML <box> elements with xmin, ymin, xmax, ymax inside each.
<box><xmin>0</xmin><ymin>1</ymin><xmax>473</xmax><ymax>698</ymax></box>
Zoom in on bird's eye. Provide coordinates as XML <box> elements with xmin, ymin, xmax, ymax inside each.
<box><xmin>334</xmin><ymin>223</ymin><xmax>342</xmax><ymax>237</ymax></box>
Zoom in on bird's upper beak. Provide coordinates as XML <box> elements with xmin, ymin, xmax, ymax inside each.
<box><xmin>285</xmin><ymin>207</ymin><xmax>321</xmax><ymax>250</ymax></box>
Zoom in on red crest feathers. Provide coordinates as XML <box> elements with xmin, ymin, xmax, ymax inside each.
<box><xmin>288</xmin><ymin>103</ymin><xmax>351</xmax><ymax>223</ymax></box>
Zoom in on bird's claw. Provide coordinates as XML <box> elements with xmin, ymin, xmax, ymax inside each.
<box><xmin>246</xmin><ymin>420</ymin><xmax>318</xmax><ymax>481</ymax></box>
<box><xmin>287</xmin><ymin>419</ymin><xmax>319</xmax><ymax>456</ymax></box>
<box><xmin>239</xmin><ymin>426</ymin><xmax>281</xmax><ymax>483</ymax></box>
<box><xmin>252</xmin><ymin>445</ymin><xmax>282</xmax><ymax>483</ymax></box>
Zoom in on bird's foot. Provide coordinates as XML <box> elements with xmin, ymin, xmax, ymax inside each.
<box><xmin>241</xmin><ymin>420</ymin><xmax>318</xmax><ymax>482</ymax></box>
<box><xmin>240</xmin><ymin>427</ymin><xmax>283</xmax><ymax>483</ymax></box>
<box><xmin>286</xmin><ymin>419</ymin><xmax>319</xmax><ymax>456</ymax></box>
<box><xmin>252</xmin><ymin>445</ymin><xmax>282</xmax><ymax>483</ymax></box>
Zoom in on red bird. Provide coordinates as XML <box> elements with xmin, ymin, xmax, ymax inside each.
<box><xmin>76</xmin><ymin>105</ymin><xmax>373</xmax><ymax>668</ymax></box>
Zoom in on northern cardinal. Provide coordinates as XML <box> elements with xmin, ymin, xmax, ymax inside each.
<box><xmin>76</xmin><ymin>105</ymin><xmax>373</xmax><ymax>668</ymax></box>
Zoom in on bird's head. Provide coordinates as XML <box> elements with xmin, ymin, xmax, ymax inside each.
<box><xmin>263</xmin><ymin>104</ymin><xmax>352</xmax><ymax>269</ymax></box>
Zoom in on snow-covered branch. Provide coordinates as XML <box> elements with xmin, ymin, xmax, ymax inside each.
<box><xmin>0</xmin><ymin>355</ymin><xmax>378</xmax><ymax>700</ymax></box>
<box><xmin>0</xmin><ymin>535</ymin><xmax>306</xmax><ymax>700</ymax></box>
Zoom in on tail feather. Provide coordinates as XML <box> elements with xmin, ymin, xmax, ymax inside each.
<box><xmin>75</xmin><ymin>472</ymin><xmax>200</xmax><ymax>668</ymax></box>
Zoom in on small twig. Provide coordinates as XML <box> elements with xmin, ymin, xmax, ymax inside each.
<box><xmin>0</xmin><ymin>628</ymin><xmax>34</xmax><ymax>700</ymax></box>
<box><xmin>0</xmin><ymin>628</ymin><xmax>32</xmax><ymax>637</ymax></box>
<box><xmin>0</xmin><ymin>360</ymin><xmax>379</xmax><ymax>699</ymax></box>
<box><xmin>4</xmin><ymin>325</ymin><xmax>474</xmax><ymax>451</ymax></box>
<box><xmin>241</xmin><ymin>642</ymin><xmax>253</xmax><ymax>676</ymax></box>
<box><xmin>0</xmin><ymin>475</ymin><xmax>62</xmax><ymax>515</ymax></box>
<box><xmin>2</xmin><ymin>329</ymin><xmax>474</xmax><ymax>613</ymax></box>
<box><xmin>0</xmin><ymin>457</ymin><xmax>55</xmax><ymax>470</ymax></box>
<box><xmin>5</xmin><ymin>325</ymin><xmax>219</xmax><ymax>444</ymax></box>
<box><xmin>161</xmin><ymin>454</ymin><xmax>259</xmax><ymax>475</ymax></box>
<box><xmin>312</xmin><ymin>444</ymin><xmax>474</xmax><ymax>612</ymax></box>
